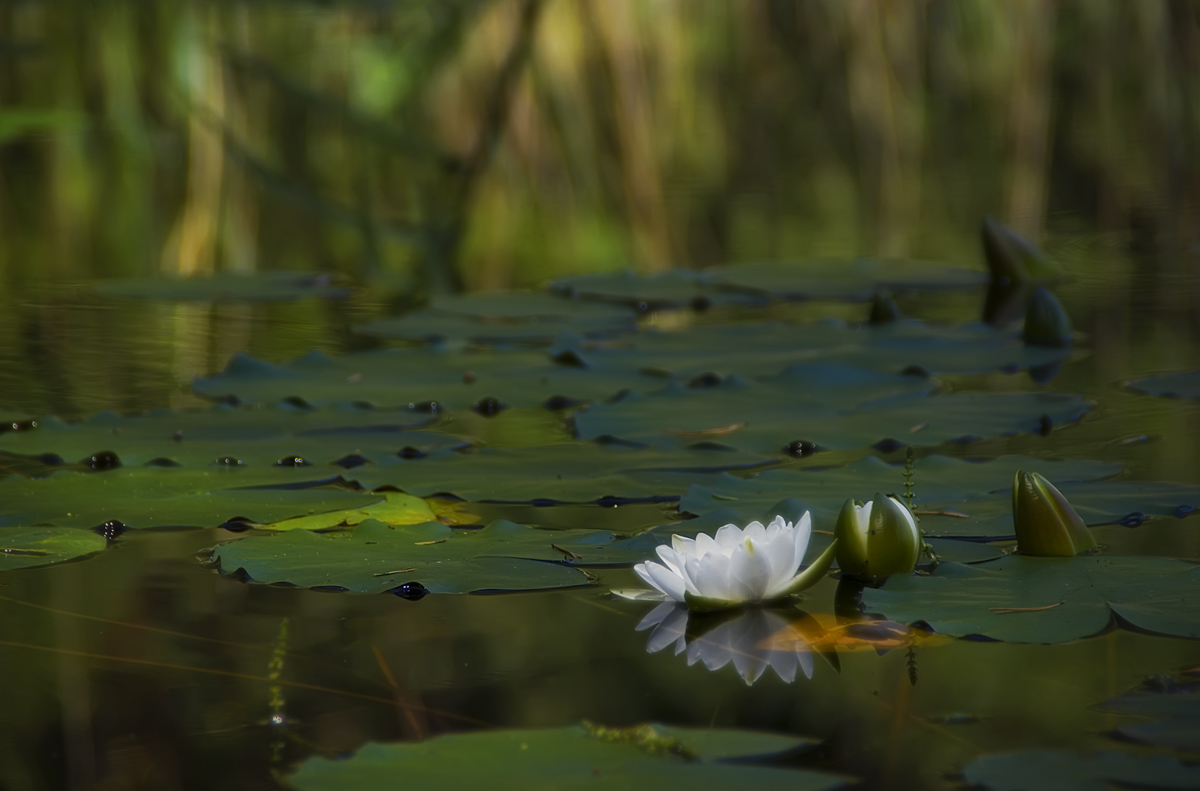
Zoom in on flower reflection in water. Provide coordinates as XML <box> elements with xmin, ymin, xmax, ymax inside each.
<box><xmin>636</xmin><ymin>603</ymin><xmax>815</xmax><ymax>685</ymax></box>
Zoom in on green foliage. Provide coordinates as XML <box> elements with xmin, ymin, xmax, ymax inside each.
<box><xmin>0</xmin><ymin>527</ymin><xmax>107</xmax><ymax>572</ymax></box>
<box><xmin>286</xmin><ymin>724</ymin><xmax>845</xmax><ymax>791</ymax></box>
<box><xmin>862</xmin><ymin>555</ymin><xmax>1200</xmax><ymax>643</ymax></box>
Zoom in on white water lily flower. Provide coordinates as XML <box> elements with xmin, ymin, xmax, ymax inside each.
<box><xmin>637</xmin><ymin>603</ymin><xmax>814</xmax><ymax>685</ymax></box>
<box><xmin>616</xmin><ymin>513</ymin><xmax>836</xmax><ymax>611</ymax></box>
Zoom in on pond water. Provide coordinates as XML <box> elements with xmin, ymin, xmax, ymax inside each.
<box><xmin>3</xmin><ymin>3</ymin><xmax>1200</xmax><ymax>791</ymax></box>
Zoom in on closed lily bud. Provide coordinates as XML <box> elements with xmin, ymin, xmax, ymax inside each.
<box><xmin>1023</xmin><ymin>287</ymin><xmax>1073</xmax><ymax>348</ymax></box>
<box><xmin>835</xmin><ymin>492</ymin><xmax>922</xmax><ymax>584</ymax></box>
<box><xmin>1012</xmin><ymin>471</ymin><xmax>1097</xmax><ymax>556</ymax></box>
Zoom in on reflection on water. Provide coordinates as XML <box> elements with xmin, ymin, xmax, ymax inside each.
<box><xmin>637</xmin><ymin>603</ymin><xmax>815</xmax><ymax>686</ymax></box>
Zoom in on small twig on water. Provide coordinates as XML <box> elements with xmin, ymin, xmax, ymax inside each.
<box><xmin>373</xmin><ymin>568</ymin><xmax>417</xmax><ymax>577</ymax></box>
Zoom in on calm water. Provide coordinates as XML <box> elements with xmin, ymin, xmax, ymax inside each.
<box><xmin>2</xmin><ymin>2</ymin><xmax>1200</xmax><ymax>790</ymax></box>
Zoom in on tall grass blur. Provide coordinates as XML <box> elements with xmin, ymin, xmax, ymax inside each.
<box><xmin>1</xmin><ymin>0</ymin><xmax>1196</xmax><ymax>294</ymax></box>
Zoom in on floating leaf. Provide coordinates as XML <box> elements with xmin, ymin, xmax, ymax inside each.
<box><xmin>861</xmin><ymin>555</ymin><xmax>1200</xmax><ymax>643</ymax></box>
<box><xmin>94</xmin><ymin>271</ymin><xmax>351</xmax><ymax>302</ymax></box>
<box><xmin>260</xmin><ymin>492</ymin><xmax>460</xmax><ymax>531</ymax></box>
<box><xmin>209</xmin><ymin>518</ymin><xmax>594</xmax><ymax>594</ymax></box>
<box><xmin>551</xmin><ymin>269</ymin><xmax>751</xmax><ymax>309</ymax></box>
<box><xmin>347</xmin><ymin>444</ymin><xmax>777</xmax><ymax>504</ymax></box>
<box><xmin>358</xmin><ymin>292</ymin><xmax>637</xmax><ymax>345</ymax></box>
<box><xmin>0</xmin><ymin>403</ymin><xmax>469</xmax><ymax>469</ymax></box>
<box><xmin>574</xmin><ymin>378</ymin><xmax>1090</xmax><ymax>452</ymax></box>
<box><xmin>0</xmin><ymin>468</ymin><xmax>381</xmax><ymax>529</ymax></box>
<box><xmin>287</xmin><ymin>724</ymin><xmax>846</xmax><ymax>791</ymax></box>
<box><xmin>708</xmin><ymin>259</ymin><xmax>987</xmax><ymax>301</ymax></box>
<box><xmin>0</xmin><ymin>527</ymin><xmax>107</xmax><ymax>572</ymax></box>
<box><xmin>961</xmin><ymin>750</ymin><xmax>1200</xmax><ymax>791</ymax></box>
<box><xmin>672</xmin><ymin>456</ymin><xmax>1120</xmax><ymax>538</ymax></box>
<box><xmin>1126</xmin><ymin>372</ymin><xmax>1200</xmax><ymax>399</ymax></box>
<box><xmin>1099</xmin><ymin>677</ymin><xmax>1200</xmax><ymax>753</ymax></box>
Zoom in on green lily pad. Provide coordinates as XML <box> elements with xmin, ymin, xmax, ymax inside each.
<box><xmin>260</xmin><ymin>491</ymin><xmax>451</xmax><ymax>531</ymax></box>
<box><xmin>708</xmin><ymin>259</ymin><xmax>987</xmax><ymax>301</ymax></box>
<box><xmin>551</xmin><ymin>269</ymin><xmax>753</xmax><ymax>309</ymax></box>
<box><xmin>1099</xmin><ymin>676</ymin><xmax>1200</xmax><ymax>753</ymax></box>
<box><xmin>192</xmin><ymin>348</ymin><xmax>660</xmax><ymax>410</ymax></box>
<box><xmin>673</xmin><ymin>456</ymin><xmax>1121</xmax><ymax>538</ymax></box>
<box><xmin>574</xmin><ymin>377</ymin><xmax>1089</xmax><ymax>452</ymax></box>
<box><xmin>287</xmin><ymin>724</ymin><xmax>845</xmax><ymax>791</ymax></box>
<box><xmin>0</xmin><ymin>468</ymin><xmax>381</xmax><ymax>529</ymax></box>
<box><xmin>209</xmin><ymin>518</ymin><xmax>593</xmax><ymax>594</ymax></box>
<box><xmin>1126</xmin><ymin>372</ymin><xmax>1200</xmax><ymax>399</ymax></box>
<box><xmin>94</xmin><ymin>271</ymin><xmax>351</xmax><ymax>302</ymax></box>
<box><xmin>961</xmin><ymin>750</ymin><xmax>1200</xmax><ymax>791</ymax></box>
<box><xmin>0</xmin><ymin>527</ymin><xmax>108</xmax><ymax>571</ymax></box>
<box><xmin>0</xmin><ymin>404</ymin><xmax>469</xmax><ymax>469</ymax></box>
<box><xmin>347</xmin><ymin>444</ymin><xmax>777</xmax><ymax>504</ymax></box>
<box><xmin>557</xmin><ymin>320</ymin><xmax>1072</xmax><ymax>380</ymax></box>
<box><xmin>357</xmin><ymin>292</ymin><xmax>638</xmax><ymax>346</ymax></box>
<box><xmin>861</xmin><ymin>554</ymin><xmax>1200</xmax><ymax>643</ymax></box>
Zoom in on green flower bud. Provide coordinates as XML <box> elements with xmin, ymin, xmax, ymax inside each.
<box><xmin>869</xmin><ymin>291</ymin><xmax>901</xmax><ymax>325</ymax></box>
<box><xmin>981</xmin><ymin>217</ymin><xmax>1063</xmax><ymax>284</ymax></box>
<box><xmin>835</xmin><ymin>492</ymin><xmax>922</xmax><ymax>584</ymax></box>
<box><xmin>1012</xmin><ymin>470</ymin><xmax>1097</xmax><ymax>556</ymax></box>
<box><xmin>1023</xmin><ymin>287</ymin><xmax>1073</xmax><ymax>347</ymax></box>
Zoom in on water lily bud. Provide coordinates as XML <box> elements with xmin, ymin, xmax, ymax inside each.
<box><xmin>1012</xmin><ymin>470</ymin><xmax>1097</xmax><ymax>556</ymax></box>
<box><xmin>1023</xmin><ymin>287</ymin><xmax>1073</xmax><ymax>347</ymax></box>
<box><xmin>981</xmin><ymin>217</ymin><xmax>1063</xmax><ymax>284</ymax></box>
<box><xmin>834</xmin><ymin>493</ymin><xmax>922</xmax><ymax>584</ymax></box>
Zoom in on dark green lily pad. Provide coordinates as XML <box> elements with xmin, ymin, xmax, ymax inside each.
<box><xmin>551</xmin><ymin>269</ymin><xmax>754</xmax><ymax>309</ymax></box>
<box><xmin>347</xmin><ymin>444</ymin><xmax>777</xmax><ymax>504</ymax></box>
<box><xmin>0</xmin><ymin>527</ymin><xmax>108</xmax><ymax>571</ymax></box>
<box><xmin>193</xmin><ymin>348</ymin><xmax>663</xmax><ymax>410</ymax></box>
<box><xmin>961</xmin><ymin>750</ymin><xmax>1200</xmax><ymax>791</ymax></box>
<box><xmin>557</xmin><ymin>320</ymin><xmax>1073</xmax><ymax>380</ymax></box>
<box><xmin>0</xmin><ymin>468</ymin><xmax>381</xmax><ymax>529</ymax></box>
<box><xmin>574</xmin><ymin>376</ymin><xmax>1089</xmax><ymax>452</ymax></box>
<box><xmin>357</xmin><ymin>292</ymin><xmax>638</xmax><ymax>346</ymax></box>
<box><xmin>1099</xmin><ymin>676</ymin><xmax>1200</xmax><ymax>753</ymax></box>
<box><xmin>94</xmin><ymin>271</ymin><xmax>351</xmax><ymax>302</ymax></box>
<box><xmin>861</xmin><ymin>555</ymin><xmax>1200</xmax><ymax>643</ymax></box>
<box><xmin>288</xmin><ymin>724</ymin><xmax>845</xmax><ymax>791</ymax></box>
<box><xmin>1126</xmin><ymin>372</ymin><xmax>1200</xmax><ymax>399</ymax></box>
<box><xmin>0</xmin><ymin>404</ymin><xmax>469</xmax><ymax>469</ymax></box>
<box><xmin>708</xmin><ymin>259</ymin><xmax>987</xmax><ymax>301</ymax></box>
<box><xmin>210</xmin><ymin>518</ymin><xmax>592</xmax><ymax>594</ymax></box>
<box><xmin>673</xmin><ymin>455</ymin><xmax>1121</xmax><ymax>538</ymax></box>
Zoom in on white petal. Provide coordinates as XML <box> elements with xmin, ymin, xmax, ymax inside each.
<box><xmin>798</xmin><ymin>650</ymin><xmax>815</xmax><ymax>680</ymax></box>
<box><xmin>635</xmin><ymin>561</ymin><xmax>687</xmax><ymax>602</ymax></box>
<box><xmin>742</xmin><ymin>520</ymin><xmax>767</xmax><ymax>544</ymax></box>
<box><xmin>671</xmin><ymin>534</ymin><xmax>698</xmax><ymax>558</ymax></box>
<box><xmin>728</xmin><ymin>538</ymin><xmax>774</xmax><ymax>602</ymax></box>
<box><xmin>655</xmin><ymin>545</ymin><xmax>687</xmax><ymax>578</ymax></box>
<box><xmin>768</xmin><ymin>648</ymin><xmax>799</xmax><ymax>684</ymax></box>
<box><xmin>792</xmin><ymin>511</ymin><xmax>813</xmax><ymax>565</ymax></box>
<box><xmin>643</xmin><ymin>605</ymin><xmax>690</xmax><ymax>654</ymax></box>
<box><xmin>694</xmin><ymin>532</ymin><xmax>721</xmax><ymax>558</ymax></box>
<box><xmin>713</xmin><ymin>523</ymin><xmax>744</xmax><ymax>549</ymax></box>
<box><xmin>857</xmin><ymin>502</ymin><xmax>873</xmax><ymax>538</ymax></box>
<box><xmin>690</xmin><ymin>551</ymin><xmax>736</xmax><ymax>602</ymax></box>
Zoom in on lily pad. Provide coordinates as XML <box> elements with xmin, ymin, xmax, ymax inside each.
<box><xmin>357</xmin><ymin>292</ymin><xmax>638</xmax><ymax>346</ymax></box>
<box><xmin>673</xmin><ymin>455</ymin><xmax>1121</xmax><ymax>538</ymax></box>
<box><xmin>0</xmin><ymin>527</ymin><xmax>108</xmax><ymax>571</ymax></box>
<box><xmin>861</xmin><ymin>554</ymin><xmax>1200</xmax><ymax>643</ymax></box>
<box><xmin>961</xmin><ymin>750</ymin><xmax>1200</xmax><ymax>791</ymax></box>
<box><xmin>287</xmin><ymin>724</ymin><xmax>846</xmax><ymax>791</ymax></box>
<box><xmin>574</xmin><ymin>377</ymin><xmax>1089</xmax><ymax>452</ymax></box>
<box><xmin>1126</xmin><ymin>372</ymin><xmax>1200</xmax><ymax>399</ymax></box>
<box><xmin>347</xmin><ymin>444</ymin><xmax>777</xmax><ymax>504</ymax></box>
<box><xmin>0</xmin><ymin>404</ymin><xmax>470</xmax><ymax>469</ymax></box>
<box><xmin>1099</xmin><ymin>677</ymin><xmax>1200</xmax><ymax>753</ymax></box>
<box><xmin>550</xmin><ymin>269</ymin><xmax>752</xmax><ymax>310</ymax></box>
<box><xmin>258</xmin><ymin>491</ymin><xmax>477</xmax><ymax>531</ymax></box>
<box><xmin>0</xmin><ymin>468</ymin><xmax>381</xmax><ymax>529</ymax></box>
<box><xmin>210</xmin><ymin>518</ymin><xmax>593</xmax><ymax>594</ymax></box>
<box><xmin>192</xmin><ymin>348</ymin><xmax>660</xmax><ymax>410</ymax></box>
<box><xmin>558</xmin><ymin>320</ymin><xmax>1073</xmax><ymax>381</ymax></box>
<box><xmin>708</xmin><ymin>259</ymin><xmax>987</xmax><ymax>301</ymax></box>
<box><xmin>94</xmin><ymin>271</ymin><xmax>351</xmax><ymax>302</ymax></box>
